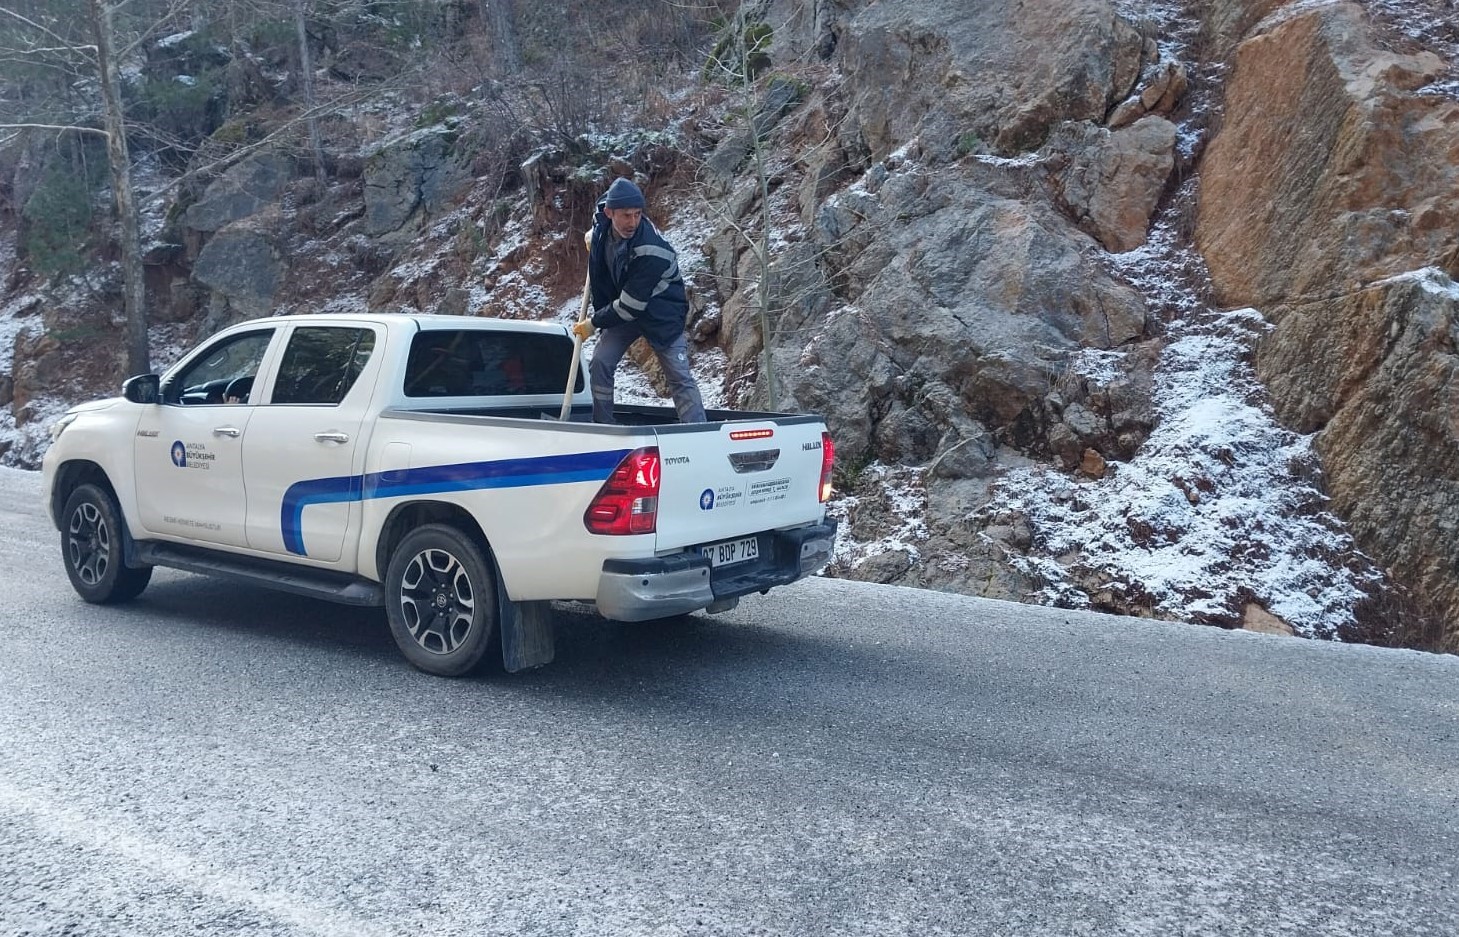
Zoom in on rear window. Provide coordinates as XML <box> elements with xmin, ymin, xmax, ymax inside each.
<box><xmin>403</xmin><ymin>329</ymin><xmax>581</xmax><ymax>398</ymax></box>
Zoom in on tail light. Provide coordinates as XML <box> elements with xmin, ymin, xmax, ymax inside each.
<box><xmin>585</xmin><ymin>447</ymin><xmax>661</xmax><ymax>535</ymax></box>
<box><xmin>819</xmin><ymin>432</ymin><xmax>835</xmax><ymax>503</ymax></box>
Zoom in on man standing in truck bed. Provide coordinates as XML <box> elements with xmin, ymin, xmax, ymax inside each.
<box><xmin>572</xmin><ymin>177</ymin><xmax>706</xmax><ymax>424</ymax></box>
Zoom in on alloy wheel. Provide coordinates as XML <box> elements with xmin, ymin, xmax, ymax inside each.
<box><xmin>398</xmin><ymin>548</ymin><xmax>476</xmax><ymax>655</ymax></box>
<box><xmin>66</xmin><ymin>501</ymin><xmax>110</xmax><ymax>586</ymax></box>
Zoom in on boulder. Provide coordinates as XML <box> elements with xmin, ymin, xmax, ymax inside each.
<box><xmin>777</xmin><ymin>301</ymin><xmax>899</xmax><ymax>467</ymax></box>
<box><xmin>363</xmin><ymin>127</ymin><xmax>471</xmax><ymax>237</ymax></box>
<box><xmin>701</xmin><ymin>77</ymin><xmax>805</xmax><ymax>195</ymax></box>
<box><xmin>192</xmin><ymin>225</ymin><xmax>284</xmax><ymax>317</ymax></box>
<box><xmin>183</xmin><ymin>153</ymin><xmax>291</xmax><ymax>233</ymax></box>
<box><xmin>1196</xmin><ymin>2</ymin><xmax>1459</xmax><ymax>310</ymax></box>
<box><xmin>1108</xmin><ymin>60</ymin><xmax>1189</xmax><ymax>129</ymax></box>
<box><xmin>855</xmin><ymin>548</ymin><xmax>917</xmax><ymax>583</ymax></box>
<box><xmin>769</xmin><ymin>162</ymin><xmax>1149</xmax><ymax>467</ymax></box>
<box><xmin>1242</xmin><ymin>603</ymin><xmax>1296</xmax><ymax>636</ymax></box>
<box><xmin>702</xmin><ymin>132</ymin><xmax>756</xmax><ymax>197</ymax></box>
<box><xmin>759</xmin><ymin>0</ymin><xmax>858</xmax><ymax>61</ymax></box>
<box><xmin>1048</xmin><ymin>116</ymin><xmax>1177</xmax><ymax>252</ymax></box>
<box><xmin>839</xmin><ymin>0</ymin><xmax>1146</xmax><ymax>159</ymax></box>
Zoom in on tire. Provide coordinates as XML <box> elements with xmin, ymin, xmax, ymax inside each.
<box><xmin>383</xmin><ymin>524</ymin><xmax>498</xmax><ymax>677</ymax></box>
<box><xmin>61</xmin><ymin>483</ymin><xmax>152</xmax><ymax>604</ymax></box>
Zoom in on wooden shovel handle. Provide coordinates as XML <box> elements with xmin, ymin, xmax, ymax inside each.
<box><xmin>558</xmin><ymin>230</ymin><xmax>594</xmax><ymax>421</ymax></box>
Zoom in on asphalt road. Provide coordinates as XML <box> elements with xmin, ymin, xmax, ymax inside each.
<box><xmin>1</xmin><ymin>465</ymin><xmax>1457</xmax><ymax>936</ymax></box>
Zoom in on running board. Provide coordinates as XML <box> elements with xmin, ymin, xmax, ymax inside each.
<box><xmin>133</xmin><ymin>542</ymin><xmax>385</xmax><ymax>607</ymax></box>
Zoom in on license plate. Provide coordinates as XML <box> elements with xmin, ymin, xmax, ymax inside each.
<box><xmin>700</xmin><ymin>536</ymin><xmax>759</xmax><ymax>568</ymax></box>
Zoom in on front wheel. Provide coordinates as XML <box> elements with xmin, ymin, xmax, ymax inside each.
<box><xmin>383</xmin><ymin>524</ymin><xmax>498</xmax><ymax>677</ymax></box>
<box><xmin>61</xmin><ymin>483</ymin><xmax>152</xmax><ymax>604</ymax></box>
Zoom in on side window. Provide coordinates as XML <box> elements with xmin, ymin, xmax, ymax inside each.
<box><xmin>172</xmin><ymin>330</ymin><xmax>274</xmax><ymax>405</ymax></box>
<box><xmin>270</xmin><ymin>327</ymin><xmax>377</xmax><ymax>406</ymax></box>
<box><xmin>404</xmin><ymin>330</ymin><xmax>581</xmax><ymax>397</ymax></box>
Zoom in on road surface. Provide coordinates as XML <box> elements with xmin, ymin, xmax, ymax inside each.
<box><xmin>1</xmin><ymin>466</ymin><xmax>1456</xmax><ymax>935</ymax></box>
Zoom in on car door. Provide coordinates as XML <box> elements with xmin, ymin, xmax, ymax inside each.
<box><xmin>133</xmin><ymin>328</ymin><xmax>280</xmax><ymax>548</ymax></box>
<box><xmin>241</xmin><ymin>323</ymin><xmax>382</xmax><ymax>564</ymax></box>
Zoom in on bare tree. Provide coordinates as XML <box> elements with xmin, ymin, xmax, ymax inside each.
<box><xmin>90</xmin><ymin>0</ymin><xmax>148</xmax><ymax>374</ymax></box>
<box><xmin>701</xmin><ymin>5</ymin><xmax>782</xmax><ymax>406</ymax></box>
<box><xmin>1</xmin><ymin>0</ymin><xmax>157</xmax><ymax>374</ymax></box>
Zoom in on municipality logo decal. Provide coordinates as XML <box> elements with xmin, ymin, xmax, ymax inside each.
<box><xmin>699</xmin><ymin>488</ymin><xmax>715</xmax><ymax>511</ymax></box>
<box><xmin>170</xmin><ymin>440</ymin><xmax>187</xmax><ymax>468</ymax></box>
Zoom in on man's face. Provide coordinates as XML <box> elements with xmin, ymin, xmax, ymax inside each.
<box><xmin>605</xmin><ymin>206</ymin><xmax>642</xmax><ymax>239</ymax></box>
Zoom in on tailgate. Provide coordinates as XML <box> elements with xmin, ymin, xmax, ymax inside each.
<box><xmin>654</xmin><ymin>418</ymin><xmax>828</xmax><ymax>552</ymax></box>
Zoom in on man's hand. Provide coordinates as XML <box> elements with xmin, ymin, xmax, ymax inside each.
<box><xmin>571</xmin><ymin>320</ymin><xmax>596</xmax><ymax>341</ymax></box>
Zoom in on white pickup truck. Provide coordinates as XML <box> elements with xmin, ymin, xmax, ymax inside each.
<box><xmin>41</xmin><ymin>313</ymin><xmax>837</xmax><ymax>676</ymax></box>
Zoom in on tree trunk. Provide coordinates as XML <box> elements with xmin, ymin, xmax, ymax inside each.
<box><xmin>89</xmin><ymin>0</ymin><xmax>149</xmax><ymax>376</ymax></box>
<box><xmin>481</xmin><ymin>0</ymin><xmax>519</xmax><ymax>73</ymax></box>
<box><xmin>294</xmin><ymin>0</ymin><xmax>327</xmax><ymax>186</ymax></box>
<box><xmin>741</xmin><ymin>11</ymin><xmax>776</xmax><ymax>410</ymax></box>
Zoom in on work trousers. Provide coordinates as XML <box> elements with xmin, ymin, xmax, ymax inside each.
<box><xmin>589</xmin><ymin>326</ymin><xmax>706</xmax><ymax>424</ymax></box>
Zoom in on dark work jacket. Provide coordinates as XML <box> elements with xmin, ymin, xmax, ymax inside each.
<box><xmin>588</xmin><ymin>205</ymin><xmax>689</xmax><ymax>350</ymax></box>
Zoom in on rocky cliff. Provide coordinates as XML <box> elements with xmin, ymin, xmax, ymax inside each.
<box><xmin>1</xmin><ymin>0</ymin><xmax>1456</xmax><ymax>649</ymax></box>
<box><xmin>1197</xmin><ymin>0</ymin><xmax>1459</xmax><ymax>643</ymax></box>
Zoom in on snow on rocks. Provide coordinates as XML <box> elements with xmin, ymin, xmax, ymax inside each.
<box><xmin>1362</xmin><ymin>0</ymin><xmax>1459</xmax><ymax>101</ymax></box>
<box><xmin>985</xmin><ymin>309</ymin><xmax>1382</xmax><ymax>638</ymax></box>
<box><xmin>1376</xmin><ymin>266</ymin><xmax>1459</xmax><ymax>300</ymax></box>
<box><xmin>825</xmin><ymin>463</ymin><xmax>930</xmax><ymax>579</ymax></box>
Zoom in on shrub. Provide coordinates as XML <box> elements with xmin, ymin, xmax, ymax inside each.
<box><xmin>704</xmin><ymin>18</ymin><xmax>772</xmax><ymax>84</ymax></box>
<box><xmin>133</xmin><ymin>71</ymin><xmax>225</xmax><ymax>167</ymax></box>
<box><xmin>416</xmin><ymin>96</ymin><xmax>465</xmax><ymax>128</ymax></box>
<box><xmin>22</xmin><ymin>166</ymin><xmax>95</xmax><ymax>277</ymax></box>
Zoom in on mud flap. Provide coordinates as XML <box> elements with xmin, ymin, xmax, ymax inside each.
<box><xmin>497</xmin><ymin>596</ymin><xmax>556</xmax><ymax>673</ymax></box>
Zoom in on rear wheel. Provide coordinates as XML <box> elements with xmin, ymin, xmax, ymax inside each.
<box><xmin>61</xmin><ymin>483</ymin><xmax>152</xmax><ymax>603</ymax></box>
<box><xmin>384</xmin><ymin>524</ymin><xmax>497</xmax><ymax>677</ymax></box>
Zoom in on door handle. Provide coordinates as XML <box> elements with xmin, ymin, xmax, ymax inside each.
<box><xmin>212</xmin><ymin>426</ymin><xmax>241</xmax><ymax>438</ymax></box>
<box><xmin>314</xmin><ymin>431</ymin><xmax>350</xmax><ymax>444</ymax></box>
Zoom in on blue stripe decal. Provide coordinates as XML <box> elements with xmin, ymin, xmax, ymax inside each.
<box><xmin>280</xmin><ymin>448</ymin><xmax>632</xmax><ymax>556</ymax></box>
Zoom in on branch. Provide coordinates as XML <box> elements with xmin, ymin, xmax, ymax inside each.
<box><xmin>0</xmin><ymin>52</ymin><xmax>89</xmax><ymax>72</ymax></box>
<box><xmin>0</xmin><ymin>5</ymin><xmax>90</xmax><ymax>52</ymax></box>
<box><xmin>0</xmin><ymin>121</ymin><xmax>107</xmax><ymax>137</ymax></box>
<box><xmin>10</xmin><ymin>43</ymin><xmax>98</xmax><ymax>55</ymax></box>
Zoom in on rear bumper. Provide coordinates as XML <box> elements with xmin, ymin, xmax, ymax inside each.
<box><xmin>594</xmin><ymin>520</ymin><xmax>838</xmax><ymax>622</ymax></box>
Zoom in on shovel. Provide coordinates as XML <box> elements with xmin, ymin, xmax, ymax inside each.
<box><xmin>558</xmin><ymin>229</ymin><xmax>594</xmax><ymax>422</ymax></box>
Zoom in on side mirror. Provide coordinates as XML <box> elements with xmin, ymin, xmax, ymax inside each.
<box><xmin>122</xmin><ymin>373</ymin><xmax>160</xmax><ymax>404</ymax></box>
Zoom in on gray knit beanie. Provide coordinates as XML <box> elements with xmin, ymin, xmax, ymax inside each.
<box><xmin>603</xmin><ymin>177</ymin><xmax>646</xmax><ymax>209</ymax></box>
